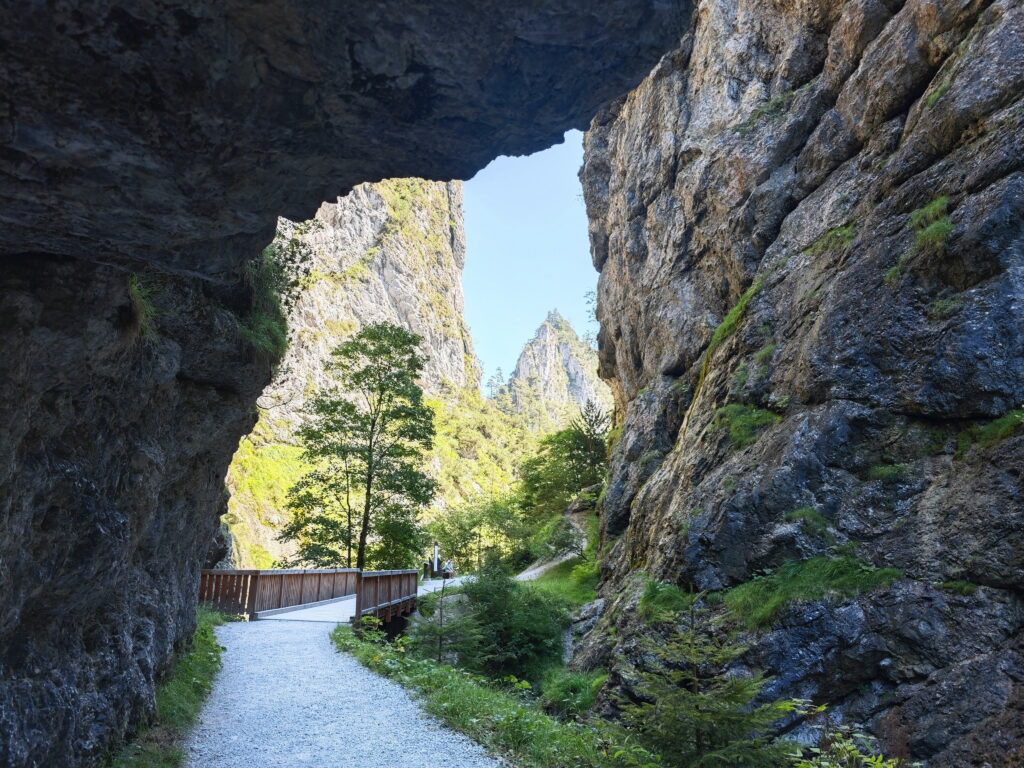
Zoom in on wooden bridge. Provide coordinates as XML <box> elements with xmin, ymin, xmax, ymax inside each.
<box><xmin>198</xmin><ymin>567</ymin><xmax>420</xmax><ymax>622</ymax></box>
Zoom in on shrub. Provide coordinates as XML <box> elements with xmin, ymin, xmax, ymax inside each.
<box><xmin>725</xmin><ymin>556</ymin><xmax>902</xmax><ymax>628</ymax></box>
<box><xmin>790</xmin><ymin>727</ymin><xmax>919</xmax><ymax>767</ymax></box>
<box><xmin>713</xmin><ymin>404</ymin><xmax>782</xmax><ymax>449</ymax></box>
<box><xmin>531</xmin><ymin>555</ymin><xmax>599</xmax><ymax>608</ymax></box>
<box><xmin>459</xmin><ymin>568</ymin><xmax>569</xmax><ymax>681</ymax></box>
<box><xmin>638</xmin><ymin>578</ymin><xmax>694</xmax><ymax>624</ymax></box>
<box><xmin>927</xmin><ymin>297</ymin><xmax>963</xmax><ymax>321</ymax></box>
<box><xmin>539</xmin><ymin>668</ymin><xmax>607</xmax><ymax>719</ymax></box>
<box><xmin>620</xmin><ymin>601</ymin><xmax>811</xmax><ymax>768</ymax></box>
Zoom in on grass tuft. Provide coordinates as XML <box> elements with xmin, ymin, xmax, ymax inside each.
<box><xmin>784</xmin><ymin>507</ymin><xmax>830</xmax><ymax>535</ymax></box>
<box><xmin>866</xmin><ymin>463</ymin><xmax>908</xmax><ymax>483</ymax></box>
<box><xmin>106</xmin><ymin>606</ymin><xmax>230</xmax><ymax>767</ymax></box>
<box><xmin>238</xmin><ymin>249</ymin><xmax>289</xmax><ymax>360</ymax></box>
<box><xmin>725</xmin><ymin>556</ymin><xmax>902</xmax><ymax>629</ymax></box>
<box><xmin>956</xmin><ymin>408</ymin><xmax>1024</xmax><ymax>457</ymax></box>
<box><xmin>539</xmin><ymin>668</ymin><xmax>608</xmax><ymax>719</ymax></box>
<box><xmin>713</xmin><ymin>404</ymin><xmax>782</xmax><ymax>449</ymax></box>
<box><xmin>804</xmin><ymin>223</ymin><xmax>855</xmax><ymax>257</ymax></box>
<box><xmin>938</xmin><ymin>580</ymin><xmax>979</xmax><ymax>596</ymax></box>
<box><xmin>910</xmin><ymin>196</ymin><xmax>953</xmax><ymax>254</ymax></box>
<box><xmin>638</xmin><ymin>578</ymin><xmax>694</xmax><ymax>624</ymax></box>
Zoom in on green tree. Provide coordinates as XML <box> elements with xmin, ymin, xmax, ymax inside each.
<box><xmin>519</xmin><ymin>400</ymin><xmax>610</xmax><ymax>518</ymax></box>
<box><xmin>427</xmin><ymin>495</ymin><xmax>533</xmax><ymax>573</ymax></box>
<box><xmin>280</xmin><ymin>322</ymin><xmax>436</xmax><ymax>570</ymax></box>
<box><xmin>620</xmin><ymin>599</ymin><xmax>808</xmax><ymax>768</ymax></box>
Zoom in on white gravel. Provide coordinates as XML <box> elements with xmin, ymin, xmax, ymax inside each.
<box><xmin>184</xmin><ymin>620</ymin><xmax>500</xmax><ymax>768</ymax></box>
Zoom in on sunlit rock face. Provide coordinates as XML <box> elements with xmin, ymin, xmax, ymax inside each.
<box><xmin>579</xmin><ymin>1</ymin><xmax>1024</xmax><ymax>764</ymax></box>
<box><xmin>225</xmin><ymin>179</ymin><xmax>480</xmax><ymax>569</ymax></box>
<box><xmin>0</xmin><ymin>2</ymin><xmax>682</xmax><ymax>765</ymax></box>
<box><xmin>508</xmin><ymin>311</ymin><xmax>613</xmax><ymax>431</ymax></box>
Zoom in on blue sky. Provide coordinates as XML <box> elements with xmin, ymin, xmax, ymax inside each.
<box><xmin>462</xmin><ymin>130</ymin><xmax>598</xmax><ymax>387</ymax></box>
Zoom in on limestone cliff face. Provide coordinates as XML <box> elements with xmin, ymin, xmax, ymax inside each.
<box><xmin>579</xmin><ymin>2</ymin><xmax>1024</xmax><ymax>765</ymax></box>
<box><xmin>226</xmin><ymin>179</ymin><xmax>479</xmax><ymax>568</ymax></box>
<box><xmin>0</xmin><ymin>3</ymin><xmax>681</xmax><ymax>765</ymax></box>
<box><xmin>508</xmin><ymin>311</ymin><xmax>613</xmax><ymax>430</ymax></box>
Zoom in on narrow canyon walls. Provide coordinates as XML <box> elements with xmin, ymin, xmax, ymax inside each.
<box><xmin>0</xmin><ymin>2</ymin><xmax>682</xmax><ymax>765</ymax></box>
<box><xmin>580</xmin><ymin>1</ymin><xmax>1023</xmax><ymax>764</ymax></box>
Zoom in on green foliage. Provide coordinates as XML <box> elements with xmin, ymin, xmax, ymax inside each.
<box><xmin>938</xmin><ymin>580</ymin><xmax>979</xmax><ymax>596</ymax></box>
<box><xmin>519</xmin><ymin>403</ymin><xmax>609</xmax><ymax>519</ymax></box>
<box><xmin>427</xmin><ymin>387</ymin><xmax>532</xmax><ymax>511</ymax></box>
<box><xmin>332</xmin><ymin>625</ymin><xmax>662</xmax><ymax>768</ymax></box>
<box><xmin>785</xmin><ymin>507</ymin><xmax>830</xmax><ymax>535</ymax></box>
<box><xmin>734</xmin><ymin>91</ymin><xmax>795</xmax><ymax>136</ymax></box>
<box><xmin>927</xmin><ymin>296</ymin><xmax>963</xmax><ymax>321</ymax></box>
<box><xmin>639</xmin><ymin>578</ymin><xmax>694</xmax><ymax>624</ymax></box>
<box><xmin>707</xmin><ymin>278</ymin><xmax>764</xmax><ymax>365</ymax></box>
<box><xmin>725</xmin><ymin>556</ymin><xmax>902</xmax><ymax>629</ymax></box>
<box><xmin>910</xmin><ymin>196</ymin><xmax>952</xmax><ymax>254</ymax></box>
<box><xmin>127</xmin><ymin>274</ymin><xmax>159</xmax><ymax>343</ymax></box>
<box><xmin>790</xmin><ymin>727</ymin><xmax>919</xmax><ymax>767</ymax></box>
<box><xmin>753</xmin><ymin>343</ymin><xmax>776</xmax><ymax>364</ymax></box>
<box><xmin>804</xmin><ymin>223</ymin><xmax>855</xmax><ymax>256</ymax></box>
<box><xmin>426</xmin><ymin>495</ymin><xmax>533</xmax><ymax>573</ymax></box>
<box><xmin>883</xmin><ymin>265</ymin><xmax>901</xmax><ymax>285</ymax></box>
<box><xmin>279</xmin><ymin>322</ymin><xmax>436</xmax><ymax>570</ymax></box>
<box><xmin>963</xmin><ymin>408</ymin><xmax>1024</xmax><ymax>451</ymax></box>
<box><xmin>713</xmin><ymin>404</ymin><xmax>782</xmax><ymax>449</ymax></box>
<box><xmin>458</xmin><ymin>568</ymin><xmax>570</xmax><ymax>682</ymax></box>
<box><xmin>540</xmin><ymin>668</ymin><xmax>608</xmax><ymax>719</ymax></box>
<box><xmin>866</xmin><ymin>464</ymin><xmax>908</xmax><ymax>483</ymax></box>
<box><xmin>106</xmin><ymin>607</ymin><xmax>230</xmax><ymax>767</ymax></box>
<box><xmin>620</xmin><ymin>601</ymin><xmax>810</xmax><ymax>768</ymax></box>
<box><xmin>531</xmin><ymin>555</ymin><xmax>599</xmax><ymax>608</ymax></box>
<box><xmin>238</xmin><ymin>221</ymin><xmax>319</xmax><ymax>360</ymax></box>
<box><xmin>926</xmin><ymin>78</ymin><xmax>952</xmax><ymax>108</ymax></box>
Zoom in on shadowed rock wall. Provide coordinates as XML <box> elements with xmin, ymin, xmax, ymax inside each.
<box><xmin>0</xmin><ymin>2</ymin><xmax>683</xmax><ymax>765</ymax></box>
<box><xmin>579</xmin><ymin>0</ymin><xmax>1023</xmax><ymax>764</ymax></box>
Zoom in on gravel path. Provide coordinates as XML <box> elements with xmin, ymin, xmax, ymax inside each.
<box><xmin>184</xmin><ymin>620</ymin><xmax>499</xmax><ymax>768</ymax></box>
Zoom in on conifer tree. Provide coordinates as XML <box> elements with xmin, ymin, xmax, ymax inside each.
<box><xmin>620</xmin><ymin>599</ymin><xmax>808</xmax><ymax>768</ymax></box>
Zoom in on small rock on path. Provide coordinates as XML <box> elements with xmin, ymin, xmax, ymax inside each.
<box><xmin>184</xmin><ymin>620</ymin><xmax>499</xmax><ymax>768</ymax></box>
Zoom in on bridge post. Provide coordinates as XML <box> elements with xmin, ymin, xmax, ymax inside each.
<box><xmin>244</xmin><ymin>570</ymin><xmax>261</xmax><ymax>620</ymax></box>
<box><xmin>353</xmin><ymin>570</ymin><xmax>363</xmax><ymax>623</ymax></box>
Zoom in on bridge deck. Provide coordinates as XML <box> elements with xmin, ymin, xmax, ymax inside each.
<box><xmin>258</xmin><ymin>577</ymin><xmax>464</xmax><ymax>623</ymax></box>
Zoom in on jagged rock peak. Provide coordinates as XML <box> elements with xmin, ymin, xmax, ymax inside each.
<box><xmin>507</xmin><ymin>310</ymin><xmax>612</xmax><ymax>430</ymax></box>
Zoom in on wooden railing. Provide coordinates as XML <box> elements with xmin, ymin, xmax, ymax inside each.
<box><xmin>354</xmin><ymin>569</ymin><xmax>419</xmax><ymax>622</ymax></box>
<box><xmin>199</xmin><ymin>568</ymin><xmax>359</xmax><ymax>618</ymax></box>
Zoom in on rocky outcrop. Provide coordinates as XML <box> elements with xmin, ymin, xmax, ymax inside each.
<box><xmin>227</xmin><ymin>179</ymin><xmax>479</xmax><ymax>568</ymax></box>
<box><xmin>507</xmin><ymin>311</ymin><xmax>613</xmax><ymax>430</ymax></box>
<box><xmin>0</xmin><ymin>3</ymin><xmax>681</xmax><ymax>765</ymax></box>
<box><xmin>580</xmin><ymin>1</ymin><xmax>1024</xmax><ymax>764</ymax></box>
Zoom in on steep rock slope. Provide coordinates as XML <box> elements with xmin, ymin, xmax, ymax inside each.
<box><xmin>580</xmin><ymin>1</ymin><xmax>1023</xmax><ymax>765</ymax></box>
<box><xmin>226</xmin><ymin>179</ymin><xmax>479</xmax><ymax>567</ymax></box>
<box><xmin>0</xmin><ymin>4</ymin><xmax>683</xmax><ymax>765</ymax></box>
<box><xmin>507</xmin><ymin>311</ymin><xmax>613</xmax><ymax>430</ymax></box>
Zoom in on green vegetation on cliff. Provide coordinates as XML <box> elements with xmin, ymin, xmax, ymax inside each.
<box><xmin>107</xmin><ymin>607</ymin><xmax>230</xmax><ymax>768</ymax></box>
<box><xmin>724</xmin><ymin>556</ymin><xmax>902</xmax><ymax>628</ymax></box>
